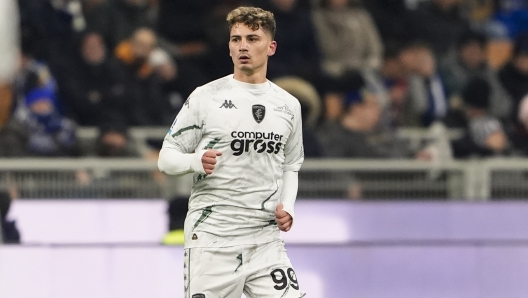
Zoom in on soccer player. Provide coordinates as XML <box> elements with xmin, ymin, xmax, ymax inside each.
<box><xmin>157</xmin><ymin>6</ymin><xmax>305</xmax><ymax>298</ymax></box>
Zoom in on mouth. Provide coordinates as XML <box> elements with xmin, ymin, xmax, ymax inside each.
<box><xmin>239</xmin><ymin>55</ymin><xmax>250</xmax><ymax>63</ymax></box>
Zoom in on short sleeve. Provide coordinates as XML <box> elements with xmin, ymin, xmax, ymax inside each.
<box><xmin>283</xmin><ymin>101</ymin><xmax>304</xmax><ymax>172</ymax></box>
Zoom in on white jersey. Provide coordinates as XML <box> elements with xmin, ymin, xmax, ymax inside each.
<box><xmin>162</xmin><ymin>75</ymin><xmax>304</xmax><ymax>248</ymax></box>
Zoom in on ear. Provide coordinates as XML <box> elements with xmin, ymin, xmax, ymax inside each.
<box><xmin>268</xmin><ymin>41</ymin><xmax>277</xmax><ymax>57</ymax></box>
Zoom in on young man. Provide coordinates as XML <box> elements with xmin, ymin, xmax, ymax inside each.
<box><xmin>158</xmin><ymin>6</ymin><xmax>305</xmax><ymax>298</ymax></box>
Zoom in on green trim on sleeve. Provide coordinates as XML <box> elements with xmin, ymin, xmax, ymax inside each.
<box><xmin>171</xmin><ymin>124</ymin><xmax>204</xmax><ymax>138</ymax></box>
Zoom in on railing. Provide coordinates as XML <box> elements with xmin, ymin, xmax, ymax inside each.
<box><xmin>1</xmin><ymin>157</ymin><xmax>528</xmax><ymax>200</ymax></box>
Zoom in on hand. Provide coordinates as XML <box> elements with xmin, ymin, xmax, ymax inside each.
<box><xmin>202</xmin><ymin>149</ymin><xmax>222</xmax><ymax>174</ymax></box>
<box><xmin>275</xmin><ymin>203</ymin><xmax>292</xmax><ymax>232</ymax></box>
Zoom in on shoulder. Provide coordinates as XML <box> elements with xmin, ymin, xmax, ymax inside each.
<box><xmin>187</xmin><ymin>76</ymin><xmax>232</xmax><ymax>105</ymax></box>
<box><xmin>197</xmin><ymin>75</ymin><xmax>232</xmax><ymax>95</ymax></box>
<box><xmin>269</xmin><ymin>81</ymin><xmax>302</xmax><ymax>110</ymax></box>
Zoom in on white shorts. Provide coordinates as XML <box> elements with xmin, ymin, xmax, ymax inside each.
<box><xmin>184</xmin><ymin>240</ymin><xmax>305</xmax><ymax>298</ymax></box>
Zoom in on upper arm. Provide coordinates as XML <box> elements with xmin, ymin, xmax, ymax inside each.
<box><xmin>283</xmin><ymin>101</ymin><xmax>304</xmax><ymax>172</ymax></box>
<box><xmin>163</xmin><ymin>90</ymin><xmax>206</xmax><ymax>153</ymax></box>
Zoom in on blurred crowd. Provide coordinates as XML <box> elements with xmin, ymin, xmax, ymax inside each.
<box><xmin>0</xmin><ymin>0</ymin><xmax>528</xmax><ymax>161</ymax></box>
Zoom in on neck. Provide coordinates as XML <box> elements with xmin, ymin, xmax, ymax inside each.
<box><xmin>233</xmin><ymin>68</ymin><xmax>268</xmax><ymax>84</ymax></box>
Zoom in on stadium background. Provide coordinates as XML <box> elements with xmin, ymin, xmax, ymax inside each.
<box><xmin>2</xmin><ymin>0</ymin><xmax>528</xmax><ymax>297</ymax></box>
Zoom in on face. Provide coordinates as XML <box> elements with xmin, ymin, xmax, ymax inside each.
<box><xmin>82</xmin><ymin>33</ymin><xmax>106</xmax><ymax>65</ymax></box>
<box><xmin>382</xmin><ymin>57</ymin><xmax>404</xmax><ymax>79</ymax></box>
<box><xmin>98</xmin><ymin>132</ymin><xmax>128</xmax><ymax>157</ymax></box>
<box><xmin>359</xmin><ymin>93</ymin><xmax>382</xmax><ymax>130</ymax></box>
<box><xmin>514</xmin><ymin>54</ymin><xmax>528</xmax><ymax>74</ymax></box>
<box><xmin>229</xmin><ymin>23</ymin><xmax>276</xmax><ymax>78</ymax></box>
<box><xmin>327</xmin><ymin>0</ymin><xmax>349</xmax><ymax>9</ymax></box>
<box><xmin>460</xmin><ymin>42</ymin><xmax>485</xmax><ymax>69</ymax></box>
<box><xmin>29</xmin><ymin>99</ymin><xmax>54</xmax><ymax>115</ymax></box>
<box><xmin>272</xmin><ymin>0</ymin><xmax>297</xmax><ymax>11</ymax></box>
<box><xmin>434</xmin><ymin>0</ymin><xmax>461</xmax><ymax>10</ymax></box>
<box><xmin>132</xmin><ymin>29</ymin><xmax>157</xmax><ymax>60</ymax></box>
<box><xmin>156</xmin><ymin>63</ymin><xmax>177</xmax><ymax>81</ymax></box>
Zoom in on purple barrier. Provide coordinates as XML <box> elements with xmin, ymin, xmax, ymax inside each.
<box><xmin>288</xmin><ymin>244</ymin><xmax>528</xmax><ymax>298</ymax></box>
<box><xmin>2</xmin><ymin>244</ymin><xmax>528</xmax><ymax>298</ymax></box>
<box><xmin>4</xmin><ymin>200</ymin><xmax>528</xmax><ymax>297</ymax></box>
<box><xmin>283</xmin><ymin>200</ymin><xmax>528</xmax><ymax>243</ymax></box>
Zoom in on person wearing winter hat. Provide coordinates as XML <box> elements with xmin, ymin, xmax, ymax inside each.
<box><xmin>0</xmin><ymin>85</ymin><xmax>80</xmax><ymax>157</ymax></box>
<box><xmin>499</xmin><ymin>33</ymin><xmax>528</xmax><ymax>123</ymax></box>
<box><xmin>451</xmin><ymin>77</ymin><xmax>509</xmax><ymax>157</ymax></box>
<box><xmin>506</xmin><ymin>94</ymin><xmax>528</xmax><ymax>156</ymax></box>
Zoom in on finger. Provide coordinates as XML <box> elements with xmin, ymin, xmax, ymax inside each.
<box><xmin>276</xmin><ymin>203</ymin><xmax>284</xmax><ymax>212</ymax></box>
<box><xmin>204</xmin><ymin>169</ymin><xmax>213</xmax><ymax>175</ymax></box>
<box><xmin>276</xmin><ymin>215</ymin><xmax>291</xmax><ymax>225</ymax></box>
<box><xmin>278</xmin><ymin>220</ymin><xmax>292</xmax><ymax>232</ymax></box>
<box><xmin>202</xmin><ymin>157</ymin><xmax>217</xmax><ymax>165</ymax></box>
<box><xmin>281</xmin><ymin>220</ymin><xmax>292</xmax><ymax>231</ymax></box>
<box><xmin>203</xmin><ymin>163</ymin><xmax>215</xmax><ymax>170</ymax></box>
<box><xmin>207</xmin><ymin>149</ymin><xmax>222</xmax><ymax>157</ymax></box>
<box><xmin>275</xmin><ymin>209</ymin><xmax>288</xmax><ymax>219</ymax></box>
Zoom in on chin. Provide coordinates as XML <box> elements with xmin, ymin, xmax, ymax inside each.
<box><xmin>238</xmin><ymin>65</ymin><xmax>253</xmax><ymax>72</ymax></box>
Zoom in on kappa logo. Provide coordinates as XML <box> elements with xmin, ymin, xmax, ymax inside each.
<box><xmin>252</xmin><ymin>104</ymin><xmax>266</xmax><ymax>123</ymax></box>
<box><xmin>219</xmin><ymin>100</ymin><xmax>237</xmax><ymax>109</ymax></box>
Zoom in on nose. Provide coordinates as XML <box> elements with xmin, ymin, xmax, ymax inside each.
<box><xmin>239</xmin><ymin>39</ymin><xmax>248</xmax><ymax>51</ymax></box>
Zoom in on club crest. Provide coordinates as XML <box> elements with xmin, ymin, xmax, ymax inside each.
<box><xmin>252</xmin><ymin>104</ymin><xmax>266</xmax><ymax>123</ymax></box>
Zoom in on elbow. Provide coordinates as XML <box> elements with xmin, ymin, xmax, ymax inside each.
<box><xmin>157</xmin><ymin>148</ymin><xmax>174</xmax><ymax>175</ymax></box>
<box><xmin>157</xmin><ymin>153</ymin><xmax>169</xmax><ymax>174</ymax></box>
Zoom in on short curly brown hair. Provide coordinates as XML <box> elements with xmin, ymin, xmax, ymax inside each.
<box><xmin>226</xmin><ymin>6</ymin><xmax>276</xmax><ymax>39</ymax></box>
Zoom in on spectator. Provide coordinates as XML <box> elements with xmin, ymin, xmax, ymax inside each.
<box><xmin>203</xmin><ymin>0</ymin><xmax>245</xmax><ymax>79</ymax></box>
<box><xmin>0</xmin><ymin>190</ymin><xmax>20</xmax><ymax>244</ymax></box>
<box><xmin>94</xmin><ymin>119</ymin><xmax>139</xmax><ymax>157</ymax></box>
<box><xmin>508</xmin><ymin>94</ymin><xmax>528</xmax><ymax>156</ymax></box>
<box><xmin>362</xmin><ymin>41</ymin><xmax>410</xmax><ymax>129</ymax></box>
<box><xmin>398</xmin><ymin>41</ymin><xmax>449</xmax><ymax>127</ymax></box>
<box><xmin>320</xmin><ymin>69</ymin><xmax>365</xmax><ymax>122</ymax></box>
<box><xmin>462</xmin><ymin>0</ymin><xmax>509</xmax><ymax>39</ymax></box>
<box><xmin>312</xmin><ymin>0</ymin><xmax>384</xmax><ymax>78</ymax></box>
<box><xmin>317</xmin><ymin>88</ymin><xmax>413</xmax><ymax>158</ymax></box>
<box><xmin>363</xmin><ymin>0</ymin><xmax>421</xmax><ymax>43</ymax></box>
<box><xmin>83</xmin><ymin>0</ymin><xmax>158</xmax><ymax>50</ymax></box>
<box><xmin>60</xmin><ymin>31</ymin><xmax>128</xmax><ymax>126</ymax></box>
<box><xmin>156</xmin><ymin>0</ymin><xmax>210</xmax><ymax>59</ymax></box>
<box><xmin>156</xmin><ymin>0</ymin><xmax>212</xmax><ymax>86</ymax></box>
<box><xmin>249</xmin><ymin>0</ymin><xmax>324</xmax><ymax>88</ymax></box>
<box><xmin>148</xmin><ymin>48</ymin><xmax>185</xmax><ymax>125</ymax></box>
<box><xmin>499</xmin><ymin>33</ymin><xmax>528</xmax><ymax>124</ymax></box>
<box><xmin>413</xmin><ymin>0</ymin><xmax>472</xmax><ymax>60</ymax></box>
<box><xmin>493</xmin><ymin>0</ymin><xmax>528</xmax><ymax>39</ymax></box>
<box><xmin>451</xmin><ymin>77</ymin><xmax>510</xmax><ymax>158</ymax></box>
<box><xmin>114</xmin><ymin>27</ymin><xmax>173</xmax><ymax>125</ymax></box>
<box><xmin>273</xmin><ymin>76</ymin><xmax>325</xmax><ymax>157</ymax></box>
<box><xmin>0</xmin><ymin>86</ymin><xmax>79</xmax><ymax>157</ymax></box>
<box><xmin>439</xmin><ymin>30</ymin><xmax>513</xmax><ymax>124</ymax></box>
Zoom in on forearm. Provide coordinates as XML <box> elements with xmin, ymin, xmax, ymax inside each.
<box><xmin>158</xmin><ymin>145</ymin><xmax>206</xmax><ymax>176</ymax></box>
<box><xmin>280</xmin><ymin>171</ymin><xmax>299</xmax><ymax>218</ymax></box>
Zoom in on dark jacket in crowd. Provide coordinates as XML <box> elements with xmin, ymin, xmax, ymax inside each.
<box><xmin>499</xmin><ymin>62</ymin><xmax>528</xmax><ymax>122</ymax></box>
<box><xmin>61</xmin><ymin>55</ymin><xmax>128</xmax><ymax>126</ymax></box>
